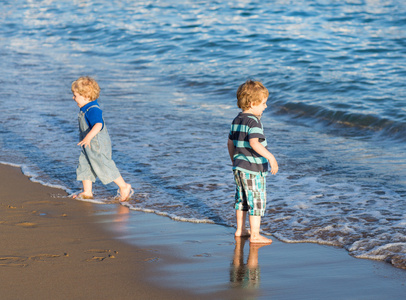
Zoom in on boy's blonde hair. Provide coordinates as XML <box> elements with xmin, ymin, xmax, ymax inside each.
<box><xmin>236</xmin><ymin>80</ymin><xmax>269</xmax><ymax>110</ymax></box>
<box><xmin>71</xmin><ymin>76</ymin><xmax>100</xmax><ymax>101</ymax></box>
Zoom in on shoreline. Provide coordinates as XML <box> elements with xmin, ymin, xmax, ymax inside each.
<box><xmin>1</xmin><ymin>163</ymin><xmax>406</xmax><ymax>299</ymax></box>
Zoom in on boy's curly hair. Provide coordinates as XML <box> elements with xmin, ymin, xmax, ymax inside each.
<box><xmin>236</xmin><ymin>80</ymin><xmax>269</xmax><ymax>110</ymax></box>
<box><xmin>71</xmin><ymin>76</ymin><xmax>100</xmax><ymax>101</ymax></box>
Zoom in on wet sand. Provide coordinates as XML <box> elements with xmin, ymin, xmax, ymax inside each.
<box><xmin>1</xmin><ymin>163</ymin><xmax>406</xmax><ymax>299</ymax></box>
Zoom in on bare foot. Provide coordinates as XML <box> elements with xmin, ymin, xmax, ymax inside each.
<box><xmin>249</xmin><ymin>234</ymin><xmax>273</xmax><ymax>244</ymax></box>
<box><xmin>235</xmin><ymin>229</ymin><xmax>251</xmax><ymax>237</ymax></box>
<box><xmin>72</xmin><ymin>192</ymin><xmax>93</xmax><ymax>200</ymax></box>
<box><xmin>118</xmin><ymin>184</ymin><xmax>133</xmax><ymax>202</ymax></box>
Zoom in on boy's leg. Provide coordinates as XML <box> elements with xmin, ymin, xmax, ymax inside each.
<box><xmin>114</xmin><ymin>176</ymin><xmax>132</xmax><ymax>202</ymax></box>
<box><xmin>233</xmin><ymin>170</ymin><xmax>250</xmax><ymax>237</ymax></box>
<box><xmin>76</xmin><ymin>151</ymin><xmax>97</xmax><ymax>198</ymax></box>
<box><xmin>249</xmin><ymin>215</ymin><xmax>272</xmax><ymax>244</ymax></box>
<box><xmin>246</xmin><ymin>174</ymin><xmax>272</xmax><ymax>244</ymax></box>
<box><xmin>235</xmin><ymin>210</ymin><xmax>250</xmax><ymax>237</ymax></box>
<box><xmin>73</xmin><ymin>180</ymin><xmax>94</xmax><ymax>199</ymax></box>
<box><xmin>82</xmin><ymin>180</ymin><xmax>93</xmax><ymax>197</ymax></box>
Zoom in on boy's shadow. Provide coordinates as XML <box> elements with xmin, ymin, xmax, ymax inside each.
<box><xmin>230</xmin><ymin>236</ymin><xmax>269</xmax><ymax>290</ymax></box>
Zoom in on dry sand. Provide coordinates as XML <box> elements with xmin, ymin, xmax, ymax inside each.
<box><xmin>1</xmin><ymin>163</ymin><xmax>406</xmax><ymax>300</ymax></box>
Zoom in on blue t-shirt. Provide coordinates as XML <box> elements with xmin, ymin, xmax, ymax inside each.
<box><xmin>80</xmin><ymin>100</ymin><xmax>104</xmax><ymax>129</ymax></box>
<box><xmin>228</xmin><ymin>112</ymin><xmax>268</xmax><ymax>175</ymax></box>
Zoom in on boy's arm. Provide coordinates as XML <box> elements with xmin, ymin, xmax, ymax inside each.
<box><xmin>227</xmin><ymin>139</ymin><xmax>235</xmax><ymax>164</ymax></box>
<box><xmin>249</xmin><ymin>138</ymin><xmax>279</xmax><ymax>175</ymax></box>
<box><xmin>77</xmin><ymin>123</ymin><xmax>103</xmax><ymax>149</ymax></box>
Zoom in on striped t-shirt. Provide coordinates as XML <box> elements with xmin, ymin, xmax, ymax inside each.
<box><xmin>228</xmin><ymin>112</ymin><xmax>268</xmax><ymax>175</ymax></box>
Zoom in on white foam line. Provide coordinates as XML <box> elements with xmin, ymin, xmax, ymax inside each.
<box><xmin>0</xmin><ymin>161</ymin><xmax>22</xmax><ymax>168</ymax></box>
<box><xmin>71</xmin><ymin>197</ymin><xmax>106</xmax><ymax>205</ymax></box>
<box><xmin>121</xmin><ymin>202</ymin><xmax>215</xmax><ymax>224</ymax></box>
<box><xmin>1</xmin><ymin>161</ymin><xmax>72</xmax><ymax>193</ymax></box>
<box><xmin>273</xmin><ymin>233</ymin><xmax>341</xmax><ymax>246</ymax></box>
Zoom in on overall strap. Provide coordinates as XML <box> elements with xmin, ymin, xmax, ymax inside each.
<box><xmin>84</xmin><ymin>105</ymin><xmax>101</xmax><ymax>113</ymax></box>
<box><xmin>83</xmin><ymin>104</ymin><xmax>105</xmax><ymax>130</ymax></box>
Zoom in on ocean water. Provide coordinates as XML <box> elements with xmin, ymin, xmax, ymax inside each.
<box><xmin>1</xmin><ymin>0</ymin><xmax>406</xmax><ymax>269</ymax></box>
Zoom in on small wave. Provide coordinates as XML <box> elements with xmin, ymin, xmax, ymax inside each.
<box><xmin>351</xmin><ymin>242</ymin><xmax>406</xmax><ymax>270</ymax></box>
<box><xmin>274</xmin><ymin>101</ymin><xmax>406</xmax><ymax>140</ymax></box>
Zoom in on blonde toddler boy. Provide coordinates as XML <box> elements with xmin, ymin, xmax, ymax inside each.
<box><xmin>228</xmin><ymin>80</ymin><xmax>278</xmax><ymax>244</ymax></box>
<box><xmin>71</xmin><ymin>76</ymin><xmax>132</xmax><ymax>201</ymax></box>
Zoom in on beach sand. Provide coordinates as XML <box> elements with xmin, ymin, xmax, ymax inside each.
<box><xmin>1</xmin><ymin>163</ymin><xmax>406</xmax><ymax>300</ymax></box>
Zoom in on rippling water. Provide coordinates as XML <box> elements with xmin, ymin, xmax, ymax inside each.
<box><xmin>1</xmin><ymin>0</ymin><xmax>406</xmax><ymax>269</ymax></box>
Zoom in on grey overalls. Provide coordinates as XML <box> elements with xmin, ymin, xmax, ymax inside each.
<box><xmin>76</xmin><ymin>105</ymin><xmax>121</xmax><ymax>184</ymax></box>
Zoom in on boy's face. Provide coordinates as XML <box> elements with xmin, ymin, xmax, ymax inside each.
<box><xmin>250</xmin><ymin>97</ymin><xmax>268</xmax><ymax>117</ymax></box>
<box><xmin>72</xmin><ymin>92</ymin><xmax>90</xmax><ymax>108</ymax></box>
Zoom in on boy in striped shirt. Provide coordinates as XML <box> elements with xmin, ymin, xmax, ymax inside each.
<box><xmin>227</xmin><ymin>80</ymin><xmax>278</xmax><ymax>244</ymax></box>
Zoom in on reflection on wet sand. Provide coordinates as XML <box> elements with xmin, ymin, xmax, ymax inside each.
<box><xmin>230</xmin><ymin>236</ymin><xmax>270</xmax><ymax>289</ymax></box>
<box><xmin>113</xmin><ymin>204</ymin><xmax>130</xmax><ymax>231</ymax></box>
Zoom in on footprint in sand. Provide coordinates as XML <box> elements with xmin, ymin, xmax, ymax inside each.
<box><xmin>16</xmin><ymin>222</ymin><xmax>38</xmax><ymax>228</ymax></box>
<box><xmin>29</xmin><ymin>254</ymin><xmax>61</xmax><ymax>261</ymax></box>
<box><xmin>86</xmin><ymin>256</ymin><xmax>107</xmax><ymax>262</ymax></box>
<box><xmin>0</xmin><ymin>256</ymin><xmax>28</xmax><ymax>267</ymax></box>
<box><xmin>85</xmin><ymin>249</ymin><xmax>118</xmax><ymax>262</ymax></box>
<box><xmin>143</xmin><ymin>257</ymin><xmax>160</xmax><ymax>263</ymax></box>
<box><xmin>0</xmin><ymin>204</ymin><xmax>20</xmax><ymax>209</ymax></box>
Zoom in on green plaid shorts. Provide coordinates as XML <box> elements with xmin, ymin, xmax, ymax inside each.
<box><xmin>233</xmin><ymin>170</ymin><xmax>266</xmax><ymax>216</ymax></box>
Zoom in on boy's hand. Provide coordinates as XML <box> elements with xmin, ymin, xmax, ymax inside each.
<box><xmin>77</xmin><ymin>123</ymin><xmax>103</xmax><ymax>149</ymax></box>
<box><xmin>249</xmin><ymin>138</ymin><xmax>279</xmax><ymax>175</ymax></box>
<box><xmin>78</xmin><ymin>137</ymin><xmax>92</xmax><ymax>148</ymax></box>
<box><xmin>269</xmin><ymin>157</ymin><xmax>279</xmax><ymax>175</ymax></box>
